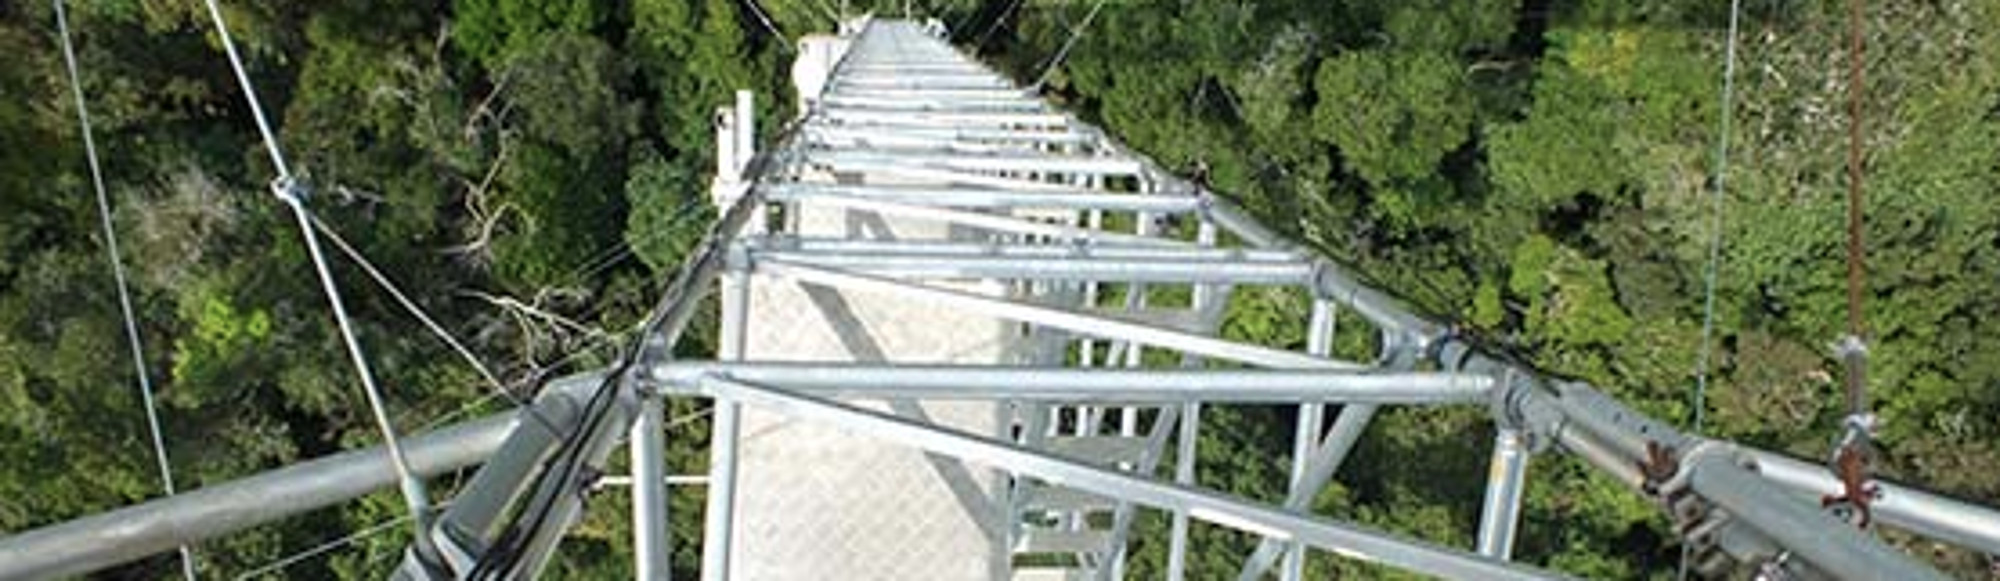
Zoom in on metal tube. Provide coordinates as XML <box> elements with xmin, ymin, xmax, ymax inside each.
<box><xmin>0</xmin><ymin>412</ymin><xmax>517</xmax><ymax>580</ymax></box>
<box><xmin>1172</xmin><ymin>216</ymin><xmax>1215</xmax><ymax>581</ymax></box>
<box><xmin>424</xmin><ymin>149</ymin><xmax>778</xmax><ymax>575</ymax></box>
<box><xmin>822</xmin><ymin>108</ymin><xmax>1067</xmax><ymax>127</ymax></box>
<box><xmin>804</xmin><ymin>123</ymin><xmax>1096</xmax><ymax>146</ymax></box>
<box><xmin>795</xmin><ymin>194</ymin><xmax>1184</xmax><ymax>248</ymax></box>
<box><xmin>734</xmin><ymin>90</ymin><xmax>754</xmax><ymax>176</ymax></box>
<box><xmin>1746</xmin><ymin>448</ymin><xmax>2000</xmax><ymax>556</ymax></box>
<box><xmin>767</xmin><ymin>238</ymin><xmax>1301</xmax><ymax>262</ymax></box>
<box><xmin>818</xmin><ymin>94</ymin><xmax>1047</xmax><ymax>111</ymax></box>
<box><xmin>280</xmin><ymin>195</ymin><xmax>436</xmax><ymax>556</ymax></box>
<box><xmin>818</xmin><ymin>162</ymin><xmax>1108</xmax><ymax>193</ymax></box>
<box><xmin>1168</xmin><ymin>401</ymin><xmax>1200</xmax><ymax>581</ymax></box>
<box><xmin>755</xmin><ymin>261</ymin><xmax>1365</xmax><ymax>371</ymax></box>
<box><xmin>1201</xmin><ymin>197</ymin><xmax>1438</xmax><ymax>342</ymax></box>
<box><xmin>1552</xmin><ymin>423</ymin><xmax>1646</xmax><ymax>491</ymax></box>
<box><xmin>632</xmin><ymin>397</ymin><xmax>670</xmax><ymax>581</ymax></box>
<box><xmin>749</xmin><ymin>251</ymin><xmax>1314</xmax><ymax>285</ymax></box>
<box><xmin>701</xmin><ymin>269</ymin><xmax>750</xmax><ymax>581</ymax></box>
<box><xmin>828</xmin><ymin>87</ymin><xmax>1032</xmax><ymax>101</ymax></box>
<box><xmin>759</xmin><ymin>183</ymin><xmax>1200</xmax><ymax>213</ymax></box>
<box><xmin>832</xmin><ymin>78</ymin><xmax>1013</xmax><ymax>91</ymax></box>
<box><xmin>1200</xmin><ymin>194</ymin><xmax>1287</xmax><ymax>249</ymax></box>
<box><xmin>700</xmin><ymin>402</ymin><xmax>741</xmax><ymax>581</ymax></box>
<box><xmin>1310</xmin><ymin>258</ymin><xmax>1436</xmax><ymax>344</ymax></box>
<box><xmin>432</xmin><ymin>372</ymin><xmax>599</xmax><ymax>555</ymax></box>
<box><xmin>508</xmin><ymin>388</ymin><xmax>639</xmax><ymax>578</ymax></box>
<box><xmin>1283</xmin><ymin>299</ymin><xmax>1337</xmax><ymax>580</ymax></box>
<box><xmin>837</xmin><ymin>71</ymin><xmax>1007</xmax><ymax>82</ymax></box>
<box><xmin>1475</xmin><ymin>429</ymin><xmax>1529</xmax><ymax>559</ymax></box>
<box><xmin>1239</xmin><ymin>404</ymin><xmax>1379</xmax><ymax>581</ymax></box>
<box><xmin>806</xmin><ymin>150</ymin><xmax>1140</xmax><ymax>177</ymax></box>
<box><xmin>701</xmin><ymin>377</ymin><xmax>1563</xmax><ymax>581</ymax></box>
<box><xmin>654</xmin><ymin>363</ymin><xmax>1491</xmax><ymax>403</ymax></box>
<box><xmin>1685</xmin><ymin>448</ymin><xmax>1946</xmax><ymax>581</ymax></box>
<box><xmin>1102</xmin><ymin>406</ymin><xmax>1182</xmax><ymax>581</ymax></box>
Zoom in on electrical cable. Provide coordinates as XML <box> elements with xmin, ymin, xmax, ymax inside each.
<box><xmin>53</xmin><ymin>2</ymin><xmax>197</xmax><ymax>579</ymax></box>
<box><xmin>307</xmin><ymin>214</ymin><xmax>566</xmax><ymax>438</ymax></box>
<box><xmin>466</xmin><ymin>111</ymin><xmax>808</xmax><ymax>579</ymax></box>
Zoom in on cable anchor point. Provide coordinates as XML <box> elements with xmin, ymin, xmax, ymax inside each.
<box><xmin>269</xmin><ymin>175</ymin><xmax>310</xmax><ymax>204</ymax></box>
<box><xmin>1823</xmin><ymin>411</ymin><xmax>1882</xmax><ymax>529</ymax></box>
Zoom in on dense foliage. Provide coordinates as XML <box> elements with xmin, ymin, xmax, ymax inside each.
<box><xmin>1</xmin><ymin>0</ymin><xmax>1994</xmax><ymax>578</ymax></box>
<box><xmin>976</xmin><ymin>0</ymin><xmax>2000</xmax><ymax>577</ymax></box>
<box><xmin>0</xmin><ymin>0</ymin><xmax>812</xmax><ymax>576</ymax></box>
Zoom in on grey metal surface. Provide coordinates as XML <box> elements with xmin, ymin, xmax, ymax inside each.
<box><xmin>758</xmin><ymin>238</ymin><xmax>1302</xmax><ymax>261</ymax></box>
<box><xmin>1685</xmin><ymin>447</ymin><xmax>1946</xmax><ymax>581</ymax></box>
<box><xmin>759</xmin><ymin>183</ymin><xmax>1203</xmax><ymax>212</ymax></box>
<box><xmin>702</xmin><ymin>376</ymin><xmax>1569</xmax><ymax>581</ymax></box>
<box><xmin>1745</xmin><ymin>448</ymin><xmax>2000</xmax><ymax>556</ymax></box>
<box><xmin>754</xmin><ymin>260</ymin><xmax>1365</xmax><ymax>371</ymax></box>
<box><xmin>631</xmin><ymin>398</ymin><xmax>670</xmax><ymax>581</ymax></box>
<box><xmin>716</xmin><ymin>20</ymin><xmax>1016</xmax><ymax>580</ymax></box>
<box><xmin>749</xmin><ymin>249</ymin><xmax>1314</xmax><ymax>284</ymax></box>
<box><xmin>1474</xmin><ymin>429</ymin><xmax>1529</xmax><ymax>559</ymax></box>
<box><xmin>652</xmin><ymin>362</ymin><xmax>1493</xmax><ymax>404</ymax></box>
<box><xmin>0</xmin><ymin>410</ymin><xmax>517</xmax><ymax>580</ymax></box>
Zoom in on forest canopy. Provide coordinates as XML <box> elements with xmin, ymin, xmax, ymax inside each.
<box><xmin>0</xmin><ymin>0</ymin><xmax>1995</xmax><ymax>578</ymax></box>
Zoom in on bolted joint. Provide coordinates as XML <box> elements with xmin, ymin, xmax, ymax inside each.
<box><xmin>1493</xmin><ymin>372</ymin><xmax>1563</xmax><ymax>454</ymax></box>
<box><xmin>623</xmin><ymin>364</ymin><xmax>665</xmax><ymax>399</ymax></box>
<box><xmin>1486</xmin><ymin>368</ymin><xmax>1526</xmax><ymax>431</ymax></box>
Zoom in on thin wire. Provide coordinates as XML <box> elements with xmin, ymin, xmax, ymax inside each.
<box><xmin>230</xmin><ymin>513</ymin><xmax>411</xmax><ymax>580</ymax></box>
<box><xmin>200</xmin><ymin>0</ymin><xmax>436</xmax><ymax>555</ymax></box>
<box><xmin>553</xmin><ymin>195</ymin><xmax>707</xmax><ymax>287</ymax></box>
<box><xmin>1680</xmin><ymin>1</ymin><xmax>1743</xmax><ymax>577</ymax></box>
<box><xmin>972</xmin><ymin>0</ymin><xmax>1026</xmax><ymax>54</ymax></box>
<box><xmin>199</xmin><ymin>1</ymin><xmax>289</xmax><ymax>178</ymax></box>
<box><xmin>54</xmin><ymin>2</ymin><xmax>197</xmax><ymax>579</ymax></box>
<box><xmin>307</xmin><ymin>214</ymin><xmax>565</xmax><ymax>437</ymax></box>
<box><xmin>1692</xmin><ymin>0</ymin><xmax>1743</xmax><ymax>441</ymax></box>
<box><xmin>1031</xmin><ymin>0</ymin><xmax>1109</xmax><ymax>91</ymax></box>
<box><xmin>735</xmin><ymin>0</ymin><xmax>792</xmax><ymax>49</ymax></box>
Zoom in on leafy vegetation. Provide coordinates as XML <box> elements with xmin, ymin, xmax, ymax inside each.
<box><xmin>1</xmin><ymin>0</ymin><xmax>1995</xmax><ymax>578</ymax></box>
<box><xmin>0</xmin><ymin>0</ymin><xmax>812</xmax><ymax>576</ymax></box>
<box><xmin>978</xmin><ymin>0</ymin><xmax>2000</xmax><ymax>577</ymax></box>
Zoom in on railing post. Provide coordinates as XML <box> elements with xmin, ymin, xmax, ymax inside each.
<box><xmin>701</xmin><ymin>260</ymin><xmax>752</xmax><ymax>580</ymax></box>
<box><xmin>1282</xmin><ymin>298</ymin><xmax>1336</xmax><ymax>580</ymax></box>
<box><xmin>632</xmin><ymin>395</ymin><xmax>671</xmax><ymax>580</ymax></box>
<box><xmin>1474</xmin><ymin>429</ymin><xmax>1529</xmax><ymax>559</ymax></box>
